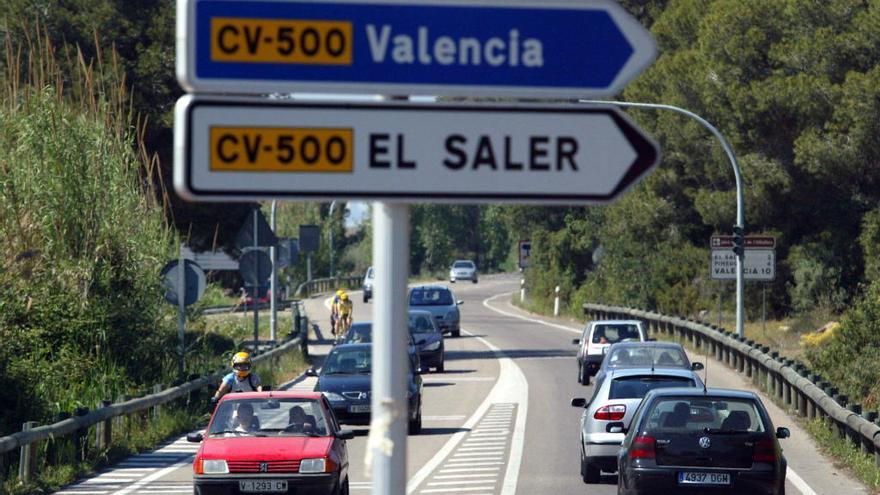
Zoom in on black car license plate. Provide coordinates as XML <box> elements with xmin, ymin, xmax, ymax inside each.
<box><xmin>238</xmin><ymin>479</ymin><xmax>288</xmax><ymax>493</ymax></box>
<box><xmin>678</xmin><ymin>471</ymin><xmax>731</xmax><ymax>485</ymax></box>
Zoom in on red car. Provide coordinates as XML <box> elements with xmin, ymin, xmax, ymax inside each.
<box><xmin>187</xmin><ymin>392</ymin><xmax>353</xmax><ymax>495</ymax></box>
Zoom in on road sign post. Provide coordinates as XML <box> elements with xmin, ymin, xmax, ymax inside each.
<box><xmin>177</xmin><ymin>0</ymin><xmax>656</xmax><ymax>98</ymax></box>
<box><xmin>369</xmin><ymin>202</ymin><xmax>409</xmax><ymax>493</ymax></box>
<box><xmin>174</xmin><ymin>98</ymin><xmax>659</xmax><ymax>203</ymax></box>
<box><xmin>161</xmin><ymin>251</ymin><xmax>207</xmax><ymax>377</ymax></box>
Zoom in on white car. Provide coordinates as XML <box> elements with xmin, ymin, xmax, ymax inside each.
<box><xmin>572</xmin><ymin>320</ymin><xmax>648</xmax><ymax>385</ymax></box>
<box><xmin>449</xmin><ymin>260</ymin><xmax>478</xmax><ymax>283</ymax></box>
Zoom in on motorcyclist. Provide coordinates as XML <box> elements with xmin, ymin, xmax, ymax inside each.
<box><xmin>211</xmin><ymin>352</ymin><xmax>263</xmax><ymax>404</ymax></box>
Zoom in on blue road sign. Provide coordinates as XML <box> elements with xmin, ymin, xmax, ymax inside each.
<box><xmin>177</xmin><ymin>0</ymin><xmax>657</xmax><ymax>98</ymax></box>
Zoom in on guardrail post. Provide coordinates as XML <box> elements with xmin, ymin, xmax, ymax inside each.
<box><xmin>151</xmin><ymin>385</ymin><xmax>164</xmax><ymax>420</ymax></box>
<box><xmin>73</xmin><ymin>407</ymin><xmax>89</xmax><ymax>462</ymax></box>
<box><xmin>47</xmin><ymin>411</ymin><xmax>72</xmax><ymax>465</ymax></box>
<box><xmin>96</xmin><ymin>400</ymin><xmax>113</xmax><ymax>451</ymax></box>
<box><xmin>18</xmin><ymin>421</ymin><xmax>38</xmax><ymax>483</ymax></box>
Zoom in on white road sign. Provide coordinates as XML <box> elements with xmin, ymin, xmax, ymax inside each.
<box><xmin>174</xmin><ymin>96</ymin><xmax>660</xmax><ymax>203</ymax></box>
<box><xmin>711</xmin><ymin>249</ymin><xmax>775</xmax><ymax>281</ymax></box>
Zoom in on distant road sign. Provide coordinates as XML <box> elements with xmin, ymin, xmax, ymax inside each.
<box><xmin>711</xmin><ymin>249</ymin><xmax>775</xmax><ymax>281</ymax></box>
<box><xmin>235</xmin><ymin>208</ymin><xmax>278</xmax><ymax>248</ymax></box>
<box><xmin>277</xmin><ymin>238</ymin><xmax>299</xmax><ymax>267</ymax></box>
<box><xmin>161</xmin><ymin>259</ymin><xmax>207</xmax><ymax>305</ymax></box>
<box><xmin>711</xmin><ymin>235</ymin><xmax>776</xmax><ymax>249</ymax></box>
<box><xmin>240</xmin><ymin>249</ymin><xmax>273</xmax><ymax>285</ymax></box>
<box><xmin>177</xmin><ymin>0</ymin><xmax>657</xmax><ymax>98</ymax></box>
<box><xmin>299</xmin><ymin>225</ymin><xmax>320</xmax><ymax>253</ymax></box>
<box><xmin>519</xmin><ymin>240</ymin><xmax>531</xmax><ymax>269</ymax></box>
<box><xmin>174</xmin><ymin>97</ymin><xmax>660</xmax><ymax>204</ymax></box>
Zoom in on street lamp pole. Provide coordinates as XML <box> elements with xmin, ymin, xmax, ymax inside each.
<box><xmin>580</xmin><ymin>99</ymin><xmax>746</xmax><ymax>338</ymax></box>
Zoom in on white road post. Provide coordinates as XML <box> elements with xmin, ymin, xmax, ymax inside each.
<box><xmin>270</xmin><ymin>200</ymin><xmax>278</xmax><ymax>341</ymax></box>
<box><xmin>554</xmin><ymin>286</ymin><xmax>561</xmax><ymax>316</ymax></box>
<box><xmin>370</xmin><ymin>202</ymin><xmax>409</xmax><ymax>495</ymax></box>
<box><xmin>520</xmin><ymin>279</ymin><xmax>526</xmax><ymax>302</ymax></box>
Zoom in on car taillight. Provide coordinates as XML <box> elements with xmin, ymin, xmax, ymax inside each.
<box><xmin>630</xmin><ymin>435</ymin><xmax>656</xmax><ymax>459</ymax></box>
<box><xmin>594</xmin><ymin>404</ymin><xmax>626</xmax><ymax>421</ymax></box>
<box><xmin>753</xmin><ymin>437</ymin><xmax>776</xmax><ymax>463</ymax></box>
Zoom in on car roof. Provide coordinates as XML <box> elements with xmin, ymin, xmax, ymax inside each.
<box><xmin>608</xmin><ymin>368</ymin><xmax>698</xmax><ymax>380</ymax></box>
<box><xmin>411</xmin><ymin>285</ymin><xmax>451</xmax><ymax>291</ymax></box>
<box><xmin>608</xmin><ymin>342</ymin><xmax>684</xmax><ymax>350</ymax></box>
<box><xmin>644</xmin><ymin>387</ymin><xmax>760</xmax><ymax>400</ymax></box>
<box><xmin>331</xmin><ymin>343</ymin><xmax>372</xmax><ymax>351</ymax></box>
<box><xmin>590</xmin><ymin>320</ymin><xmax>643</xmax><ymax>326</ymax></box>
<box><xmin>218</xmin><ymin>391</ymin><xmax>324</xmax><ymax>402</ymax></box>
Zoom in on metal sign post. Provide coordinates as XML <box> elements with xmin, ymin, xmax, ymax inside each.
<box><xmin>270</xmin><ymin>200</ymin><xmax>278</xmax><ymax>341</ymax></box>
<box><xmin>370</xmin><ymin>202</ymin><xmax>409</xmax><ymax>492</ymax></box>
<box><xmin>253</xmin><ymin>208</ymin><xmax>260</xmax><ymax>350</ymax></box>
<box><xmin>177</xmin><ymin>244</ymin><xmax>186</xmax><ymax>377</ymax></box>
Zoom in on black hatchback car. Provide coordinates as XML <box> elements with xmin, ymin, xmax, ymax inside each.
<box><xmin>309</xmin><ymin>343</ymin><xmax>423</xmax><ymax>434</ymax></box>
<box><xmin>617</xmin><ymin>388</ymin><xmax>789</xmax><ymax>495</ymax></box>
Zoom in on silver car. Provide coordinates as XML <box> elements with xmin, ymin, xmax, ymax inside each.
<box><xmin>573</xmin><ymin>320</ymin><xmax>648</xmax><ymax>385</ymax></box>
<box><xmin>408</xmin><ymin>285</ymin><xmax>462</xmax><ymax>337</ymax></box>
<box><xmin>593</xmin><ymin>341</ymin><xmax>704</xmax><ymax>387</ymax></box>
<box><xmin>570</xmin><ymin>368</ymin><xmax>702</xmax><ymax>483</ymax></box>
<box><xmin>449</xmin><ymin>260</ymin><xmax>478</xmax><ymax>283</ymax></box>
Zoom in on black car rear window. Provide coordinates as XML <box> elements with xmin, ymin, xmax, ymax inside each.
<box><xmin>453</xmin><ymin>261</ymin><xmax>473</xmax><ymax>268</ymax></box>
<box><xmin>643</xmin><ymin>397</ymin><xmax>766</xmax><ymax>432</ymax></box>
<box><xmin>607</xmin><ymin>347</ymin><xmax>689</xmax><ymax>368</ymax></box>
<box><xmin>409</xmin><ymin>289</ymin><xmax>453</xmax><ymax>306</ymax></box>
<box><xmin>609</xmin><ymin>376</ymin><xmax>695</xmax><ymax>399</ymax></box>
<box><xmin>592</xmin><ymin>324</ymin><xmax>641</xmax><ymax>343</ymax></box>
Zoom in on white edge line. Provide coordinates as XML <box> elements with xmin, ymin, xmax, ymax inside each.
<box><xmin>483</xmin><ymin>287</ymin><xmax>820</xmax><ymax>495</ymax></box>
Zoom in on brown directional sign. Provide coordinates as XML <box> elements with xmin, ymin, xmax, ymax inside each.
<box><xmin>710</xmin><ymin>235</ymin><xmax>776</xmax><ymax>249</ymax></box>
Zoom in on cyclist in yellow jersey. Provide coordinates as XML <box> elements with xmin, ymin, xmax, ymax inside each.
<box><xmin>334</xmin><ymin>292</ymin><xmax>353</xmax><ymax>343</ymax></box>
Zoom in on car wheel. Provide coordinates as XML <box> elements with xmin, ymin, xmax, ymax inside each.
<box><xmin>409</xmin><ymin>409</ymin><xmax>422</xmax><ymax>434</ymax></box>
<box><xmin>452</xmin><ymin>329</ymin><xmax>461</xmax><ymax>337</ymax></box>
<box><xmin>577</xmin><ymin>363</ymin><xmax>583</xmax><ymax>384</ymax></box>
<box><xmin>472</xmin><ymin>278</ymin><xmax>478</xmax><ymax>284</ymax></box>
<box><xmin>581</xmin><ymin>457</ymin><xmax>600</xmax><ymax>484</ymax></box>
<box><xmin>437</xmin><ymin>358</ymin><xmax>444</xmax><ymax>373</ymax></box>
<box><xmin>363</xmin><ymin>294</ymin><xmax>369</xmax><ymax>303</ymax></box>
<box><xmin>450</xmin><ymin>279</ymin><xmax>455</xmax><ymax>283</ymax></box>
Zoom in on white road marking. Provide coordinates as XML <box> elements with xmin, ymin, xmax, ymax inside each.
<box><xmin>420</xmin><ymin>486</ymin><xmax>496</xmax><ymax>493</ymax></box>
<box><xmin>439</xmin><ymin>467</ymin><xmax>501</xmax><ymax>473</ymax></box>
<box><xmin>405</xmin><ymin>334</ymin><xmax>527</xmax><ymax>495</ymax></box>
<box><xmin>422</xmin><ymin>377</ymin><xmax>495</xmax><ymax>382</ymax></box>
<box><xmin>55</xmin><ymin>491</ymin><xmax>111</xmax><ymax>494</ymax></box>
<box><xmin>482</xmin><ymin>289</ymin><xmax>822</xmax><ymax>495</ymax></box>
<box><xmin>433</xmin><ymin>474</ymin><xmax>498</xmax><ymax>480</ymax></box>
<box><xmin>428</xmin><ymin>480</ymin><xmax>499</xmax><ymax>486</ymax></box>
<box><xmin>110</xmin><ymin>456</ymin><xmax>194</xmax><ymax>495</ymax></box>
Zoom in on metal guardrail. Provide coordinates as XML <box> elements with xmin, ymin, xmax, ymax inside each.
<box><xmin>295</xmin><ymin>275</ymin><xmax>362</xmax><ymax>298</ymax></box>
<box><xmin>2</xmin><ymin>302</ymin><xmax>312</xmax><ymax>483</ymax></box>
<box><xmin>583</xmin><ymin>303</ymin><xmax>880</xmax><ymax>467</ymax></box>
<box><xmin>201</xmin><ymin>299</ymin><xmax>295</xmax><ymax>316</ymax></box>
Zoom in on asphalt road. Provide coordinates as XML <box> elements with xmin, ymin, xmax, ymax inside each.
<box><xmin>55</xmin><ymin>274</ymin><xmax>866</xmax><ymax>495</ymax></box>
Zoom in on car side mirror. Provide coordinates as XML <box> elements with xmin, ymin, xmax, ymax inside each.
<box><xmin>187</xmin><ymin>432</ymin><xmax>204</xmax><ymax>443</ymax></box>
<box><xmin>570</xmin><ymin>398</ymin><xmax>587</xmax><ymax>408</ymax></box>
<box><xmin>305</xmin><ymin>368</ymin><xmax>318</xmax><ymax>377</ymax></box>
<box><xmin>691</xmin><ymin>362</ymin><xmax>705</xmax><ymax>371</ymax></box>
<box><xmin>776</xmin><ymin>427</ymin><xmax>790</xmax><ymax>439</ymax></box>
<box><xmin>572</xmin><ymin>339</ymin><xmax>581</xmax><ymax>345</ymax></box>
<box><xmin>337</xmin><ymin>429</ymin><xmax>355</xmax><ymax>440</ymax></box>
<box><xmin>456</xmin><ymin>300</ymin><xmax>464</xmax><ymax>305</ymax></box>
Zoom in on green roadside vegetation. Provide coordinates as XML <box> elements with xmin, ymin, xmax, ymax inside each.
<box><xmin>805</xmin><ymin>419</ymin><xmax>880</xmax><ymax>491</ymax></box>
<box><xmin>0</xmin><ymin>30</ymin><xmax>309</xmax><ymax>494</ymax></box>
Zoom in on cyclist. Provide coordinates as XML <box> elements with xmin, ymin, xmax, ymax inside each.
<box><xmin>330</xmin><ymin>289</ymin><xmax>345</xmax><ymax>335</ymax></box>
<box><xmin>334</xmin><ymin>292</ymin><xmax>354</xmax><ymax>343</ymax></box>
<box><xmin>211</xmin><ymin>352</ymin><xmax>263</xmax><ymax>404</ymax></box>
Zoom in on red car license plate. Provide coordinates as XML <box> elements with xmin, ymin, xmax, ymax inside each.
<box><xmin>238</xmin><ymin>479</ymin><xmax>288</xmax><ymax>493</ymax></box>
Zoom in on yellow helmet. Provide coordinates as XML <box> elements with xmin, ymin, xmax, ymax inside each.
<box><xmin>231</xmin><ymin>351</ymin><xmax>252</xmax><ymax>378</ymax></box>
<box><xmin>336</xmin><ymin>289</ymin><xmax>345</xmax><ymax>297</ymax></box>
<box><xmin>340</xmin><ymin>292</ymin><xmax>349</xmax><ymax>301</ymax></box>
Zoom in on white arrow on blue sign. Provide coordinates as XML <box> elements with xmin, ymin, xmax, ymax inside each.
<box><xmin>176</xmin><ymin>0</ymin><xmax>657</xmax><ymax>98</ymax></box>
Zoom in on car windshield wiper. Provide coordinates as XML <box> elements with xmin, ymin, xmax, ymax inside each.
<box><xmin>210</xmin><ymin>429</ymin><xmax>266</xmax><ymax>436</ymax></box>
<box><xmin>356</xmin><ymin>370</ymin><xmax>372</xmax><ymax>374</ymax></box>
<box><xmin>322</xmin><ymin>371</ymin><xmax>351</xmax><ymax>375</ymax></box>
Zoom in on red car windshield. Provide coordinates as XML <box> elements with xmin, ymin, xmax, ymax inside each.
<box><xmin>209</xmin><ymin>398</ymin><xmax>329</xmax><ymax>437</ymax></box>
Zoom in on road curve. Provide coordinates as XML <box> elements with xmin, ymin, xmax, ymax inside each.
<box><xmin>54</xmin><ymin>273</ymin><xmax>866</xmax><ymax>495</ymax></box>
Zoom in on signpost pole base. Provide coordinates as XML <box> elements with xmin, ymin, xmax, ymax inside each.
<box><xmin>370</xmin><ymin>202</ymin><xmax>409</xmax><ymax>495</ymax></box>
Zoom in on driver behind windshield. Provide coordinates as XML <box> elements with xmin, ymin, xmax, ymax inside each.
<box><xmin>234</xmin><ymin>403</ymin><xmax>257</xmax><ymax>433</ymax></box>
<box><xmin>286</xmin><ymin>405</ymin><xmax>315</xmax><ymax>433</ymax></box>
